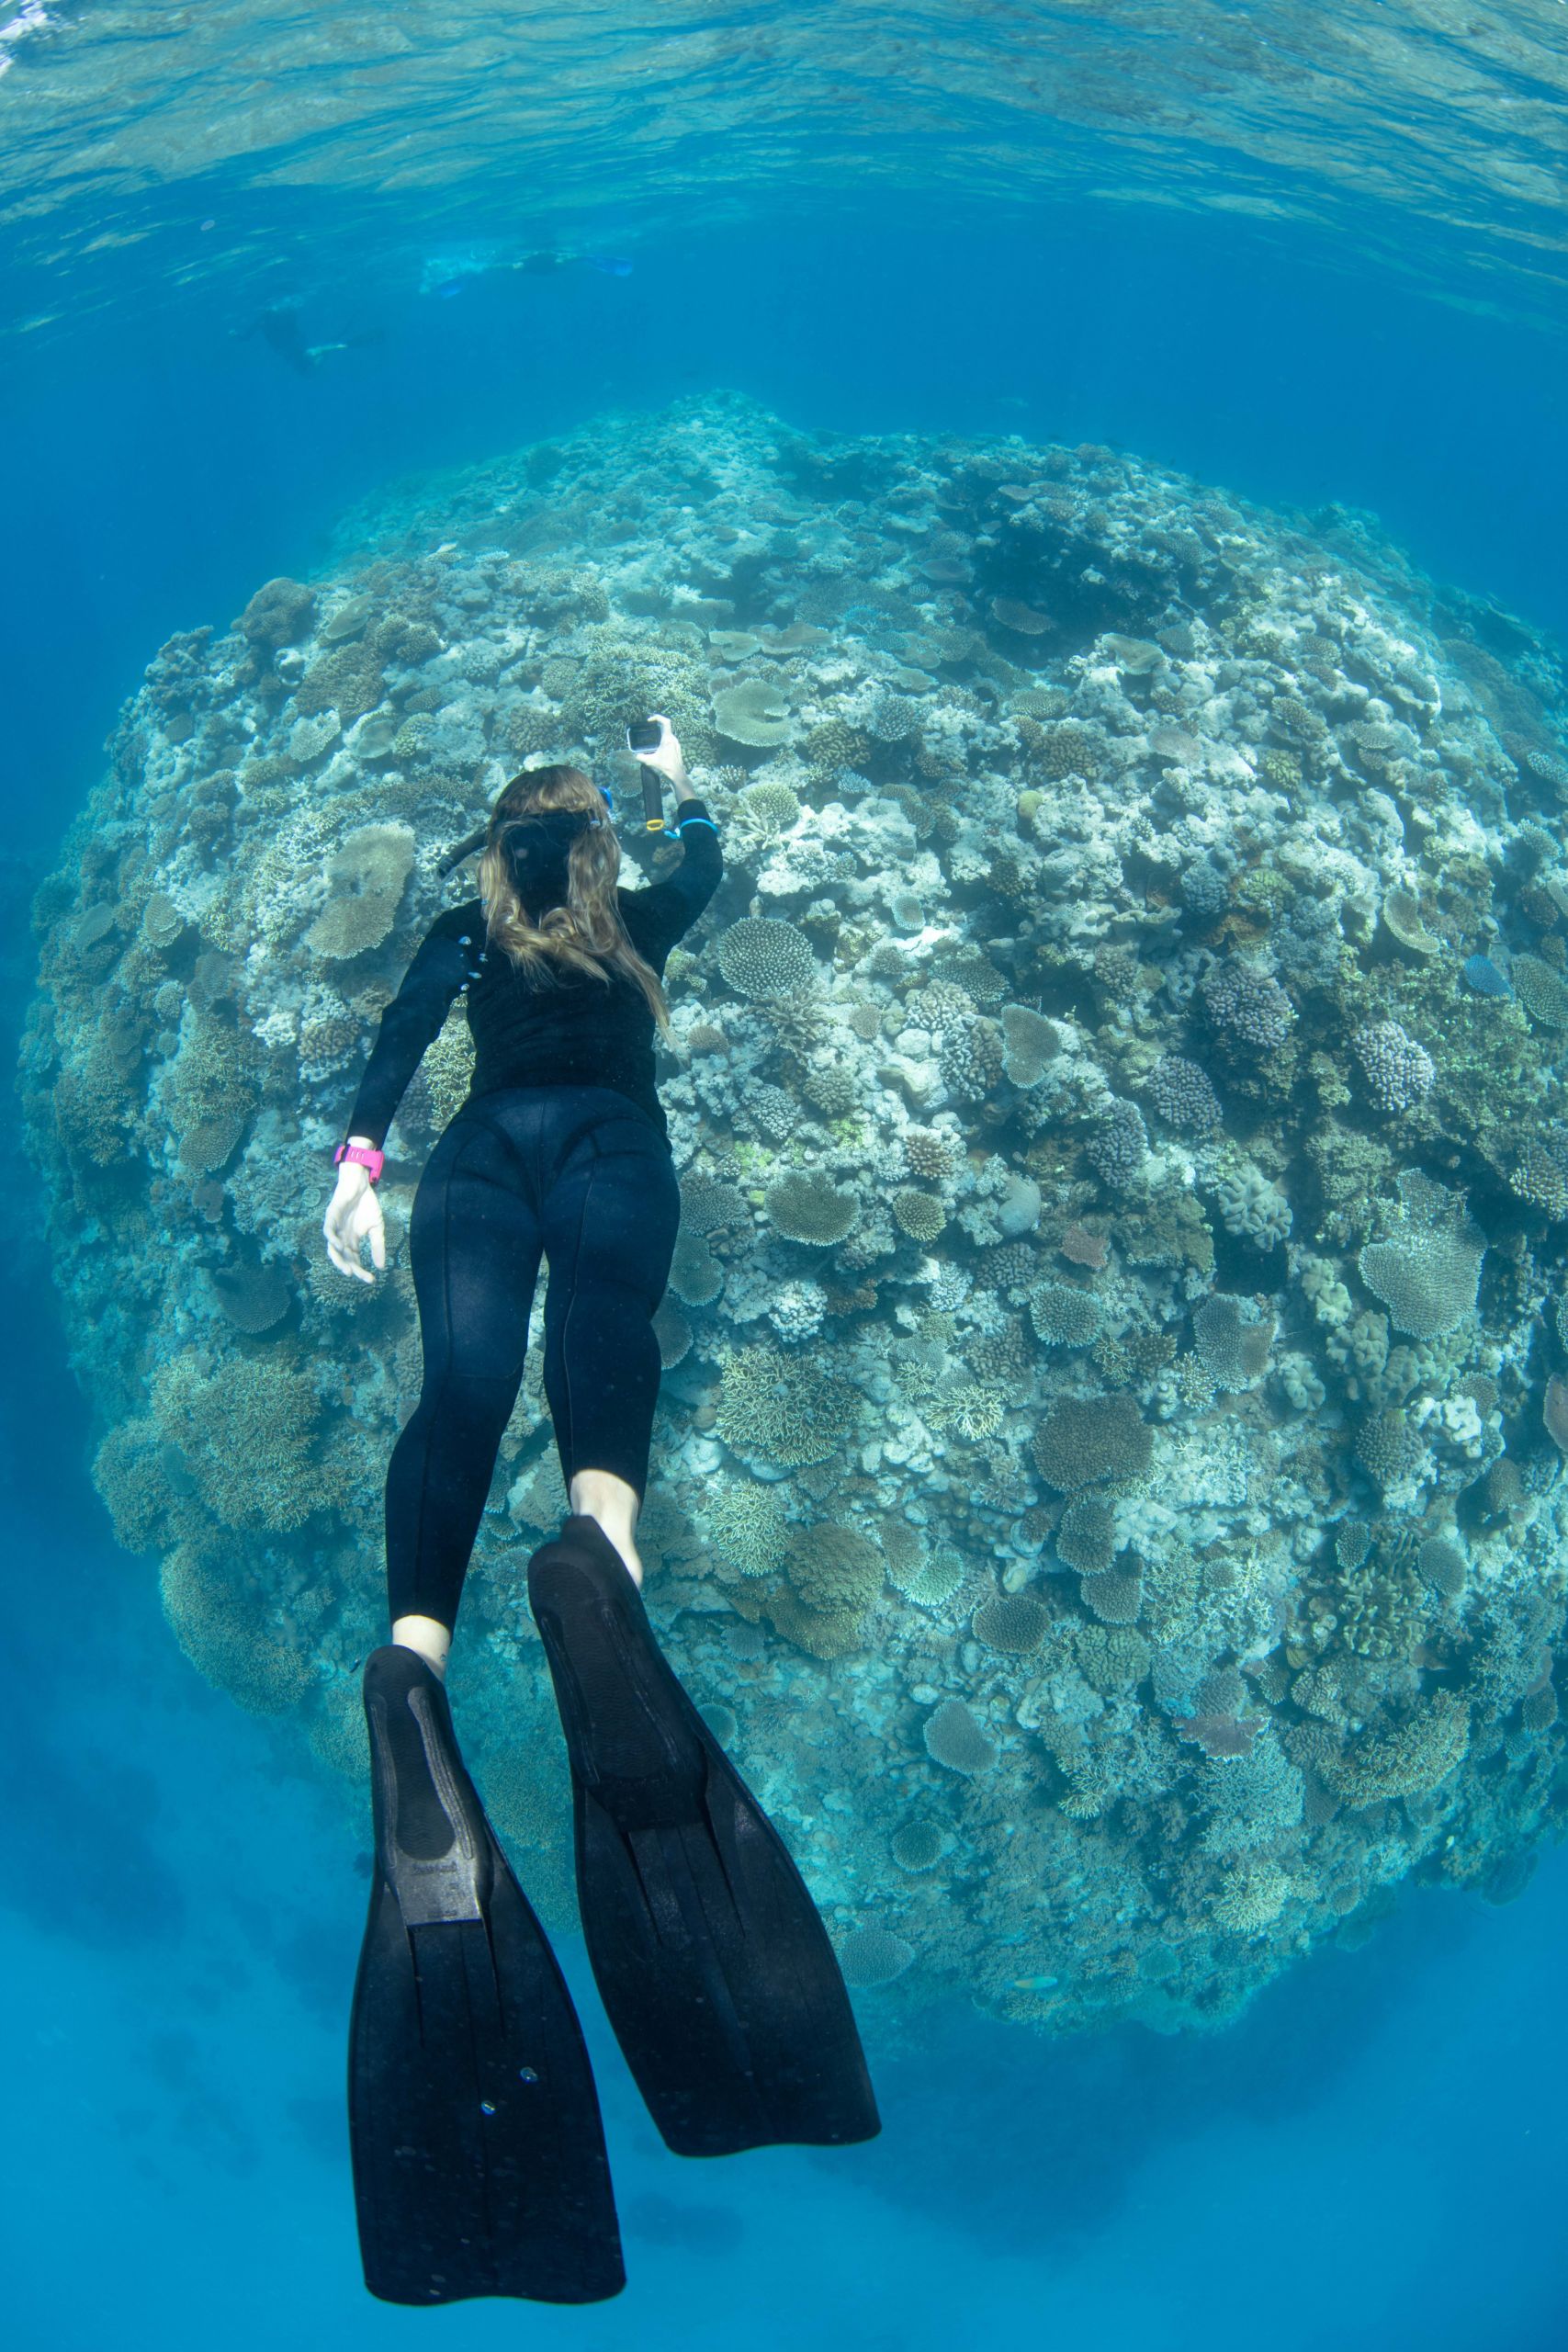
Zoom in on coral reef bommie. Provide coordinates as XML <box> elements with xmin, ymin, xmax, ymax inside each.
<box><xmin>23</xmin><ymin>394</ymin><xmax>1568</xmax><ymax>2036</ymax></box>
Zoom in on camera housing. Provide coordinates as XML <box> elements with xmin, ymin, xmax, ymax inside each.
<box><xmin>626</xmin><ymin>719</ymin><xmax>662</xmax><ymax>754</ymax></box>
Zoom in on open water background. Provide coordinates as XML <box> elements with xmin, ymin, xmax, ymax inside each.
<box><xmin>4</xmin><ymin>5</ymin><xmax>1567</xmax><ymax>2343</ymax></box>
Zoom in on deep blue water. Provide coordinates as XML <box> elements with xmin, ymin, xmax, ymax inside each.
<box><xmin>6</xmin><ymin>209</ymin><xmax>1568</xmax><ymax>855</ymax></box>
<box><xmin>9</xmin><ymin>1243</ymin><xmax>1568</xmax><ymax>2348</ymax></box>
<box><xmin>6</xmin><ymin>13</ymin><xmax>1568</xmax><ymax>2343</ymax></box>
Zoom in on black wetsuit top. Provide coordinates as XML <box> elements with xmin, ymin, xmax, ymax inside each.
<box><xmin>344</xmin><ymin>801</ymin><xmax>722</xmax><ymax>1148</ymax></box>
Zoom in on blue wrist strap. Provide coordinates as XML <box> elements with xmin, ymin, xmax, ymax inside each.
<box><xmin>675</xmin><ymin>814</ymin><xmax>717</xmax><ymax>832</ymax></box>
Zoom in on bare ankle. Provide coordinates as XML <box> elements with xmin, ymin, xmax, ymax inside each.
<box><xmin>390</xmin><ymin>1613</ymin><xmax>451</xmax><ymax>1678</ymax></box>
<box><xmin>580</xmin><ymin>1514</ymin><xmax>642</xmax><ymax>1588</ymax></box>
<box><xmin>569</xmin><ymin>1469</ymin><xmax>644</xmax><ymax>1585</ymax></box>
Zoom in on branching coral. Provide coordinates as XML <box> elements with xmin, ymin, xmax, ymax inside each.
<box><xmin>151</xmin><ymin>1351</ymin><xmax>323</xmax><ymax>1532</ymax></box>
<box><xmin>1028</xmin><ymin>1283</ymin><xmax>1102</xmax><ymax>1348</ymax></box>
<box><xmin>1321</xmin><ymin>1691</ymin><xmax>1470</xmax><ymax>1806</ymax></box>
<box><xmin>716</xmin><ymin>916</ymin><xmax>818</xmax><ymax>999</ymax></box>
<box><xmin>161</xmin><ymin>1541</ymin><xmax>312</xmax><ymax>1715</ymax></box>
<box><xmin>892</xmin><ymin>1189</ymin><xmax>947</xmax><ymax>1243</ymax></box>
<box><xmin>714</xmin><ymin>1342</ymin><xmax>857</xmax><ymax>1468</ymax></box>
<box><xmin>972</xmin><ymin>1590</ymin><xmax>1048</xmax><ymax>1654</ymax></box>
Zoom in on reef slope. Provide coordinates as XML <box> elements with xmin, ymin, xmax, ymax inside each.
<box><xmin>23</xmin><ymin>395</ymin><xmax>1568</xmax><ymax>2031</ymax></box>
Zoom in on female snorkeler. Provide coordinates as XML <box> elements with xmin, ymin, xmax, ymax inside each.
<box><xmin>323</xmin><ymin>718</ymin><xmax>877</xmax><ymax>2309</ymax></box>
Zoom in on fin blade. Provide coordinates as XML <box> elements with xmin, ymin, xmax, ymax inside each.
<box><xmin>530</xmin><ymin>1521</ymin><xmax>881</xmax><ymax>2158</ymax></box>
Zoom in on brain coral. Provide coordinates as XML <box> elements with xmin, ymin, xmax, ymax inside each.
<box><xmin>24</xmin><ymin>393</ymin><xmax>1568</xmax><ymax>2052</ymax></box>
<box><xmin>716</xmin><ymin>916</ymin><xmax>817</xmax><ymax>999</ymax></box>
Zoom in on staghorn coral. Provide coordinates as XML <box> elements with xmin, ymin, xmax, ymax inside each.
<box><xmin>891</xmin><ymin>1820</ymin><xmax>944</xmax><ymax>1872</ymax></box>
<box><xmin>737</xmin><ymin>778</ymin><xmax>801</xmax><ymax>830</ymax></box>
<box><xmin>1192</xmin><ymin>1294</ymin><xmax>1274</xmax><ymax>1390</ymax></box>
<box><xmin>903</xmin><ymin>1126</ymin><xmax>965</xmax><ymax>1182</ymax></box>
<box><xmin>1056</xmin><ymin>1494</ymin><xmax>1117</xmax><ymax>1575</ymax></box>
<box><xmin>714</xmin><ymin>1341</ymin><xmax>857</xmax><ymax>1468</ymax></box>
<box><xmin>999</xmin><ymin>1004</ymin><xmax>1060</xmax><ymax>1086</ymax></box>
<box><xmin>669</xmin><ymin>1228</ymin><xmax>723</xmax><ymax>1305</ymax></box>
<box><xmin>653</xmin><ymin>1298</ymin><xmax>693</xmax><ymax>1367</ymax></box>
<box><xmin>784</xmin><ymin>1518</ymin><xmax>882</xmax><ymax>1602</ymax></box>
<box><xmin>1417</xmin><ymin>1536</ymin><xmax>1468</xmax><ymax>1600</ymax></box>
<box><xmin>1513</xmin><ymin>954</ymin><xmax>1568</xmax><ymax>1028</ymax></box>
<box><xmin>679</xmin><ymin>1170</ymin><xmax>747</xmax><ymax>1232</ymax></box>
<box><xmin>161</xmin><ymin>1542</ymin><xmax>312</xmax><ymax>1715</ymax></box>
<box><xmin>151</xmin><ymin>1351</ymin><xmax>323</xmax><ymax>1532</ymax></box>
<box><xmin>705</xmin><ymin>1477</ymin><xmax>790</xmax><ymax>1578</ymax></box>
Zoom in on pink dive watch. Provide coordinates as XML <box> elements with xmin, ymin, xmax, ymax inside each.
<box><xmin>334</xmin><ymin>1141</ymin><xmax>385</xmax><ymax>1182</ymax></box>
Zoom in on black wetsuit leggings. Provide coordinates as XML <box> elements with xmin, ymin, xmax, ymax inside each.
<box><xmin>385</xmin><ymin>1085</ymin><xmax>682</xmax><ymax>1631</ymax></box>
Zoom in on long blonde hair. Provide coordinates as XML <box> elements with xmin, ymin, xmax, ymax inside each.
<box><xmin>477</xmin><ymin>766</ymin><xmax>671</xmax><ymax>1036</ymax></box>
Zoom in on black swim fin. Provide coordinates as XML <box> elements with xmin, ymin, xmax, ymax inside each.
<box><xmin>527</xmin><ymin>1515</ymin><xmax>881</xmax><ymax>2159</ymax></box>
<box><xmin>347</xmin><ymin>1645</ymin><xmax>625</xmax><ymax>2306</ymax></box>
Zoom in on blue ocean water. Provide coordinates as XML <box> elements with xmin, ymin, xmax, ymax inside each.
<box><xmin>5</xmin><ymin>6</ymin><xmax>1568</xmax><ymax>2346</ymax></box>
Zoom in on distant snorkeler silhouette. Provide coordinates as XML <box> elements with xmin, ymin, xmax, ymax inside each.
<box><xmin>234</xmin><ymin>303</ymin><xmax>385</xmax><ymax>375</ymax></box>
<box><xmin>420</xmin><ymin>245</ymin><xmax>633</xmax><ymax>298</ymax></box>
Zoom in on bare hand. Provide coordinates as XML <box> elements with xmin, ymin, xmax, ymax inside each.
<box><xmin>323</xmin><ymin>1164</ymin><xmax>387</xmax><ymax>1283</ymax></box>
<box><xmin>635</xmin><ymin>714</ymin><xmax>690</xmax><ymax>791</ymax></box>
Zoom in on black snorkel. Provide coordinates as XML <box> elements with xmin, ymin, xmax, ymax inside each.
<box><xmin>439</xmin><ymin>790</ymin><xmax>613</xmax><ymax>880</ymax></box>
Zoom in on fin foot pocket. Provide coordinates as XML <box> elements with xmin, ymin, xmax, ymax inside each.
<box><xmin>528</xmin><ymin>1519</ymin><xmax>881</xmax><ymax>2158</ymax></box>
<box><xmin>348</xmin><ymin>1646</ymin><xmax>624</xmax><ymax>2305</ymax></box>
